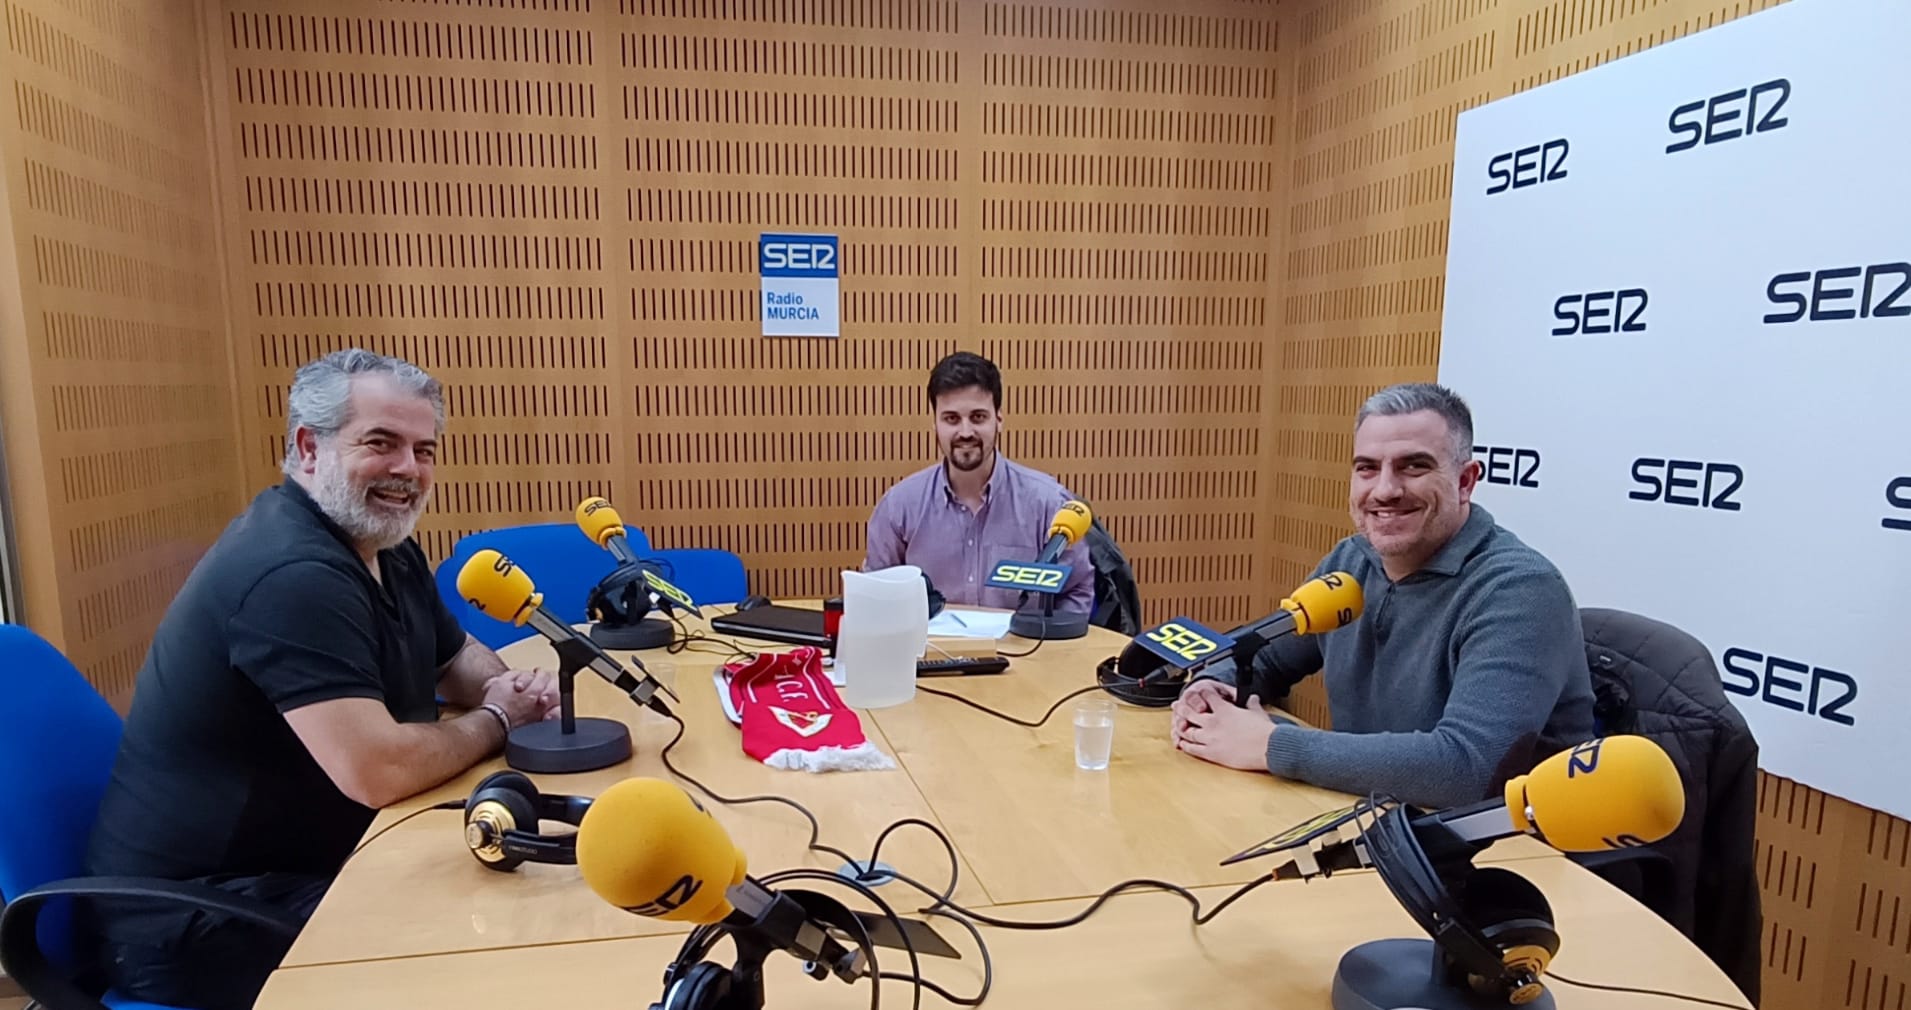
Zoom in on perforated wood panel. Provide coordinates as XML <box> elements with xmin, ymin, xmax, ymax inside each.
<box><xmin>1275</xmin><ymin>1</ymin><xmax>1907</xmax><ymax>1007</ymax></box>
<box><xmin>205</xmin><ymin>0</ymin><xmax>1286</xmax><ymax>623</ymax></box>
<box><xmin>0</xmin><ymin>0</ymin><xmax>240</xmax><ymax>705</ymax></box>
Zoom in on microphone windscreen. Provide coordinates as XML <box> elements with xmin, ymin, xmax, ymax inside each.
<box><xmin>455</xmin><ymin>549</ymin><xmax>539</xmax><ymax>626</ymax></box>
<box><xmin>1048</xmin><ymin>500</ymin><xmax>1093</xmax><ymax>544</ymax></box>
<box><xmin>1280</xmin><ymin>572</ymin><xmax>1363</xmax><ymax>634</ymax></box>
<box><xmin>1504</xmin><ymin>735</ymin><xmax>1684</xmax><ymax>852</ymax></box>
<box><xmin>575</xmin><ymin>496</ymin><xmax>626</xmax><ymax>549</ymax></box>
<box><xmin>576</xmin><ymin>778</ymin><xmax>748</xmax><ymax>924</ymax></box>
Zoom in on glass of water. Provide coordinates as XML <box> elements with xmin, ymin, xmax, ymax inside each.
<box><xmin>1073</xmin><ymin>696</ymin><xmax>1116</xmax><ymax>771</ymax></box>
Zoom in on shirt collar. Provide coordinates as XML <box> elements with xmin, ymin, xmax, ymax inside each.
<box><xmin>1419</xmin><ymin>504</ymin><xmax>1494</xmax><ymax>575</ymax></box>
<box><xmin>278</xmin><ymin>477</ymin><xmax>376</xmax><ymax>559</ymax></box>
<box><xmin>937</xmin><ymin>453</ymin><xmax>1008</xmax><ymax>505</ymax></box>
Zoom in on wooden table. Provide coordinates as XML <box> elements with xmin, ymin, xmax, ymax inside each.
<box><xmin>261</xmin><ymin>605</ymin><xmax>1748</xmax><ymax>1010</ymax></box>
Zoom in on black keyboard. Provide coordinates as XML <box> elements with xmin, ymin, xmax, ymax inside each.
<box><xmin>916</xmin><ymin>655</ymin><xmax>1010</xmax><ymax>677</ymax></box>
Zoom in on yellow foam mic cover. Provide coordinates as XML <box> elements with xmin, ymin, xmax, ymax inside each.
<box><xmin>1504</xmin><ymin>735</ymin><xmax>1684</xmax><ymax>852</ymax></box>
<box><xmin>455</xmin><ymin>548</ymin><xmax>540</xmax><ymax>627</ymax></box>
<box><xmin>577</xmin><ymin>778</ymin><xmax>748</xmax><ymax>924</ymax></box>
<box><xmin>1048</xmin><ymin>500</ymin><xmax>1093</xmax><ymax>544</ymax></box>
<box><xmin>1279</xmin><ymin>571</ymin><xmax>1363</xmax><ymax>634</ymax></box>
<box><xmin>575</xmin><ymin>496</ymin><xmax>626</xmax><ymax>549</ymax></box>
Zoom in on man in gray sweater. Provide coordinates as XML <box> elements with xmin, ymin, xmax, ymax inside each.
<box><xmin>1172</xmin><ymin>383</ymin><xmax>1595</xmax><ymax>809</ymax></box>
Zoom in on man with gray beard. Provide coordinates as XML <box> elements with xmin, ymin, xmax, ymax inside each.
<box><xmin>80</xmin><ymin>349</ymin><xmax>561</xmax><ymax>1010</ymax></box>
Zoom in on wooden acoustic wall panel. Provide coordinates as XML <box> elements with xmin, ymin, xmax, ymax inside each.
<box><xmin>205</xmin><ymin>0</ymin><xmax>619</xmax><ymax>565</ymax></box>
<box><xmin>0</xmin><ymin>0</ymin><xmax>239</xmax><ymax>704</ymax></box>
<box><xmin>208</xmin><ymin>0</ymin><xmax>1291</xmax><ymax>615</ymax></box>
<box><xmin>616</xmin><ymin>0</ymin><xmax>963</xmax><ymax>599</ymax></box>
<box><xmin>1275</xmin><ymin>2</ymin><xmax>1909</xmax><ymax>1008</ymax></box>
<box><xmin>978</xmin><ymin>0</ymin><xmax>1283</xmax><ymax>627</ymax></box>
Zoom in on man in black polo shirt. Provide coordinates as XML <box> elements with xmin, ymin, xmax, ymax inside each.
<box><xmin>82</xmin><ymin>349</ymin><xmax>561</xmax><ymax>1010</ymax></box>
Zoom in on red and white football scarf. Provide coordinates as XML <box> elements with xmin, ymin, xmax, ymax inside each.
<box><xmin>723</xmin><ymin>647</ymin><xmax>894</xmax><ymax>773</ymax></box>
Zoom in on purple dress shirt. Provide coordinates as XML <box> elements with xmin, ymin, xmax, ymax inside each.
<box><xmin>863</xmin><ymin>456</ymin><xmax>1094</xmax><ymax>614</ymax></box>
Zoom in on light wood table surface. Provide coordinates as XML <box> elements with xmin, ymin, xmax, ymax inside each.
<box><xmin>263</xmin><ymin>604</ymin><xmax>1744</xmax><ymax>1010</ymax></box>
<box><xmin>262</xmin><ymin>848</ymin><xmax>1746</xmax><ymax>1009</ymax></box>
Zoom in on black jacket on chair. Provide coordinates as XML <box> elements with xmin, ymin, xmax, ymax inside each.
<box><xmin>1575</xmin><ymin>607</ymin><xmax>1763</xmax><ymax>1006</ymax></box>
<box><xmin>1083</xmin><ymin>518</ymin><xmax>1141</xmax><ymax>635</ymax></box>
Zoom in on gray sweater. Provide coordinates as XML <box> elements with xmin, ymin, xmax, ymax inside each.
<box><xmin>1201</xmin><ymin>505</ymin><xmax>1594</xmax><ymax>809</ymax></box>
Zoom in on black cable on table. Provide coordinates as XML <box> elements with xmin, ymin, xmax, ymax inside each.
<box><xmin>657</xmin><ymin>711</ymin><xmax>862</xmax><ymax>869</ymax></box>
<box><xmin>343</xmin><ymin>799</ymin><xmax>463</xmax><ymax>863</ymax></box>
<box><xmin>1544</xmin><ymin>970</ymin><xmax>1754</xmax><ymax>1010</ymax></box>
<box><xmin>914</xmin><ymin>684</ymin><xmax>1102</xmax><ymax>729</ymax></box>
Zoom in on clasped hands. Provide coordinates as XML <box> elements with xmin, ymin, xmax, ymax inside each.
<box><xmin>480</xmin><ymin>669</ymin><xmax>564</xmax><ymax>728</ymax></box>
<box><xmin>1171</xmin><ymin>679</ymin><xmax>1276</xmax><ymax>772</ymax></box>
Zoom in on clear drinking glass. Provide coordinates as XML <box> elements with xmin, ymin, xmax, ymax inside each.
<box><xmin>1073</xmin><ymin>696</ymin><xmax>1116</xmax><ymax>771</ymax></box>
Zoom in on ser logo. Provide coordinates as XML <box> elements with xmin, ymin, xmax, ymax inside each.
<box><xmin>1486</xmin><ymin>138</ymin><xmax>1568</xmax><ymax>195</ymax></box>
<box><xmin>1564</xmin><ymin>738</ymin><xmax>1602</xmax><ymax>777</ymax></box>
<box><xmin>627</xmin><ymin>874</ymin><xmax>703</xmax><ymax>917</ymax></box>
<box><xmin>1145</xmin><ymin>623</ymin><xmax>1221</xmax><ymax>662</ymax></box>
<box><xmin>1629</xmin><ymin>458</ymin><xmax>1743</xmax><ymax>511</ymax></box>
<box><xmin>1666</xmin><ymin>78</ymin><xmax>1790</xmax><ymax>153</ymax></box>
<box><xmin>984</xmin><ymin>561</ymin><xmax>1069</xmax><ymax>594</ymax></box>
<box><xmin>1885</xmin><ymin>477</ymin><xmax>1911</xmax><ymax>532</ymax></box>
<box><xmin>1472</xmin><ymin>445</ymin><xmax>1540</xmax><ymax>488</ymax></box>
<box><xmin>1134</xmin><ymin>617</ymin><xmax>1236</xmax><ymax>669</ymax></box>
<box><xmin>1553</xmin><ymin>288</ymin><xmax>1648</xmax><ymax>336</ymax></box>
<box><xmin>1722</xmin><ymin>648</ymin><xmax>1857</xmax><ymax>726</ymax></box>
<box><xmin>759</xmin><ymin>234</ymin><xmax>839</xmax><ymax>275</ymax></box>
<box><xmin>1764</xmin><ymin>262</ymin><xmax>1910</xmax><ymax>324</ymax></box>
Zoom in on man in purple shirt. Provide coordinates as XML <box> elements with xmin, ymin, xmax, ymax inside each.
<box><xmin>863</xmin><ymin>352</ymin><xmax>1094</xmax><ymax>615</ymax></box>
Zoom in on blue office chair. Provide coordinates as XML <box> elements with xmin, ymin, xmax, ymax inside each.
<box><xmin>0</xmin><ymin>624</ymin><xmax>300</xmax><ymax>1010</ymax></box>
<box><xmin>644</xmin><ymin>548</ymin><xmax>750</xmax><ymax>607</ymax></box>
<box><xmin>434</xmin><ymin>523</ymin><xmax>649</xmax><ymax>649</ymax></box>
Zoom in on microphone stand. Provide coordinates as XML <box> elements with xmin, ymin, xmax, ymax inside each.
<box><xmin>1006</xmin><ymin>586</ymin><xmax>1089</xmax><ymax>640</ymax></box>
<box><xmin>501</xmin><ymin>635</ymin><xmax>634</xmax><ymax>774</ymax></box>
<box><xmin>1226</xmin><ymin>625</ymin><xmax>1273</xmax><ymax>707</ymax></box>
<box><xmin>668</xmin><ymin>887</ymin><xmax>870</xmax><ymax>1010</ymax></box>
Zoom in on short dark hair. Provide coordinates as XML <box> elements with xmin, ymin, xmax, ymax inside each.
<box><xmin>927</xmin><ymin>351</ymin><xmax>1002</xmax><ymax>410</ymax></box>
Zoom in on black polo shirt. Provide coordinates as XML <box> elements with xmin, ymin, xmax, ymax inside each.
<box><xmin>85</xmin><ymin>479</ymin><xmax>467</xmax><ymax>883</ymax></box>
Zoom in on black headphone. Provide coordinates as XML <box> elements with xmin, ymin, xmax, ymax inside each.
<box><xmin>656</xmin><ymin>963</ymin><xmax>734</xmax><ymax>1010</ymax></box>
<box><xmin>461</xmin><ymin>771</ymin><xmax>594</xmax><ymax>872</ymax></box>
<box><xmin>587</xmin><ymin>560</ymin><xmax>679</xmax><ymax>650</ymax></box>
<box><xmin>652</xmin><ymin>885</ymin><xmax>879</xmax><ymax>1010</ymax></box>
<box><xmin>587</xmin><ymin>561</ymin><xmax>654</xmax><ymax>622</ymax></box>
<box><xmin>1093</xmin><ymin>638</ymin><xmax>1186</xmax><ymax>707</ymax></box>
<box><xmin>1363</xmin><ymin>802</ymin><xmax>1561</xmax><ymax>1005</ymax></box>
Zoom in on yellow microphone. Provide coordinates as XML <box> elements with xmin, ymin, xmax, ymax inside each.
<box><xmin>455</xmin><ymin>547</ymin><xmax>542</xmax><ymax>626</ymax></box>
<box><xmin>1503</xmin><ymin>735</ymin><xmax>1684</xmax><ymax>852</ymax></box>
<box><xmin>575</xmin><ymin>496</ymin><xmax>700</xmax><ymax>617</ymax></box>
<box><xmin>577</xmin><ymin>778</ymin><xmax>746</xmax><ymax>923</ymax></box>
<box><xmin>576</xmin><ymin>496</ymin><xmax>639</xmax><ymax>565</ymax></box>
<box><xmin>1277</xmin><ymin>571</ymin><xmax>1364</xmax><ymax>635</ymax></box>
<box><xmin>455</xmin><ymin>548</ymin><xmax>676</xmax><ymax>716</ymax></box>
<box><xmin>576</xmin><ymin>778</ymin><xmax>912</xmax><ymax>986</ymax></box>
<box><xmin>1035</xmin><ymin>500</ymin><xmax>1093</xmax><ymax>564</ymax></box>
<box><xmin>1240</xmin><ymin>735</ymin><xmax>1685</xmax><ymax>882</ymax></box>
<box><xmin>1206</xmin><ymin>572</ymin><xmax>1363</xmax><ymax>702</ymax></box>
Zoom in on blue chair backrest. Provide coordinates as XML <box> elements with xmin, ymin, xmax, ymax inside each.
<box><xmin>434</xmin><ymin>523</ymin><xmax>650</xmax><ymax>649</ymax></box>
<box><xmin>644</xmin><ymin>548</ymin><xmax>750</xmax><ymax>607</ymax></box>
<box><xmin>0</xmin><ymin>624</ymin><xmax>124</xmax><ymax>964</ymax></box>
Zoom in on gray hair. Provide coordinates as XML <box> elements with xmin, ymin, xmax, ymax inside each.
<box><xmin>1354</xmin><ymin>382</ymin><xmax>1474</xmax><ymax>464</ymax></box>
<box><xmin>281</xmin><ymin>349</ymin><xmax>444</xmax><ymax>475</ymax></box>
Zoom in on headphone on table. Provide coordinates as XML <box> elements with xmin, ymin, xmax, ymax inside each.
<box><xmin>1093</xmin><ymin>637</ymin><xmax>1187</xmax><ymax>708</ymax></box>
<box><xmin>651</xmin><ymin>885</ymin><xmax>879</xmax><ymax>1010</ymax></box>
<box><xmin>462</xmin><ymin>771</ymin><xmax>594</xmax><ymax>872</ymax></box>
<box><xmin>1362</xmin><ymin>801</ymin><xmax>1561</xmax><ymax>1005</ymax></box>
